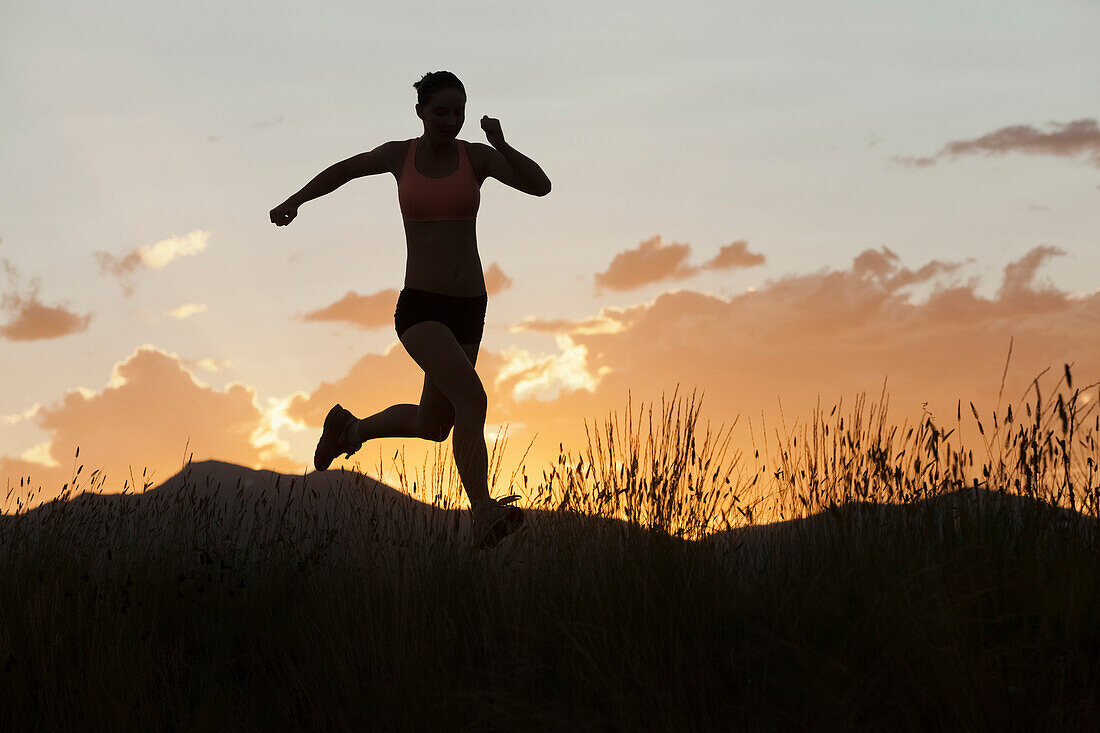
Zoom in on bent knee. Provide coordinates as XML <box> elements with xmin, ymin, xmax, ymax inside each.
<box><xmin>419</xmin><ymin>422</ymin><xmax>453</xmax><ymax>442</ymax></box>
<box><xmin>454</xmin><ymin>387</ymin><xmax>487</xmax><ymax>419</ymax></box>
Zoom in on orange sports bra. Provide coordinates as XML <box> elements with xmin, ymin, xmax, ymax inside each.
<box><xmin>397</xmin><ymin>137</ymin><xmax>481</xmax><ymax>222</ymax></box>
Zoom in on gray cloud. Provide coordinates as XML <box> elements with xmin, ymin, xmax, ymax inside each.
<box><xmin>892</xmin><ymin>118</ymin><xmax>1100</xmax><ymax>169</ymax></box>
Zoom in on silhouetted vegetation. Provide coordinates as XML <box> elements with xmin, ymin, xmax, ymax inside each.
<box><xmin>2</xmin><ymin>368</ymin><xmax>1098</xmax><ymax>730</ymax></box>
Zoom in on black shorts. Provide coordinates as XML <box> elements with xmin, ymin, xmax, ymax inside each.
<box><xmin>394</xmin><ymin>287</ymin><xmax>488</xmax><ymax>344</ymax></box>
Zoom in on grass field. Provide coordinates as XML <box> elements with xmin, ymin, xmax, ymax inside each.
<box><xmin>2</xmin><ymin>369</ymin><xmax>1098</xmax><ymax>730</ymax></box>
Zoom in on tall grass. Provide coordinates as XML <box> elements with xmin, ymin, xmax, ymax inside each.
<box><xmin>1</xmin><ymin>368</ymin><xmax>1098</xmax><ymax>730</ymax></box>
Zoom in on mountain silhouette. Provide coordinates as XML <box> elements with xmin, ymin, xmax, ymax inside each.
<box><xmin>700</xmin><ymin>483</ymin><xmax>1095</xmax><ymax>564</ymax></box>
<box><xmin>3</xmin><ymin>459</ymin><xmax>1093</xmax><ymax>558</ymax></box>
<box><xmin>0</xmin><ymin>460</ymin><xmax>454</xmax><ymax>555</ymax></box>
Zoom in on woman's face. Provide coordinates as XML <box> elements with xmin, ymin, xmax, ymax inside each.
<box><xmin>417</xmin><ymin>87</ymin><xmax>466</xmax><ymax>140</ymax></box>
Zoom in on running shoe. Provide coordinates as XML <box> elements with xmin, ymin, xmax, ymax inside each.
<box><xmin>473</xmin><ymin>497</ymin><xmax>525</xmax><ymax>549</ymax></box>
<box><xmin>314</xmin><ymin>404</ymin><xmax>361</xmax><ymax>471</ymax></box>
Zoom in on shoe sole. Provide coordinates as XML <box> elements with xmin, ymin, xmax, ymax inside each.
<box><xmin>476</xmin><ymin>506</ymin><xmax>525</xmax><ymax>549</ymax></box>
<box><xmin>314</xmin><ymin>404</ymin><xmax>355</xmax><ymax>471</ymax></box>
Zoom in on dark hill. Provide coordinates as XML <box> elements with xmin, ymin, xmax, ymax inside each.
<box><xmin>3</xmin><ymin>459</ymin><xmax>1095</xmax><ymax>559</ymax></box>
<box><xmin>0</xmin><ymin>460</ymin><xmax>451</xmax><ymax>556</ymax></box>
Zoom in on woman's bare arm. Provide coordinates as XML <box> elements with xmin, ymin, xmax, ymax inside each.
<box><xmin>286</xmin><ymin>162</ymin><xmax>349</xmax><ymax>208</ymax></box>
<box><xmin>270</xmin><ymin>142</ymin><xmax>396</xmax><ymax>226</ymax></box>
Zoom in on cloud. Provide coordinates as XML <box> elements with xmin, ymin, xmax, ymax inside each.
<box><xmin>577</xmin><ymin>246</ymin><xmax>1095</xmax><ymax>413</ymax></box>
<box><xmin>20</xmin><ymin>442</ymin><xmax>59</xmax><ymax>468</ymax></box>
<box><xmin>95</xmin><ymin>230</ymin><xmax>209</xmax><ymax>296</ymax></box>
<box><xmin>2</xmin><ymin>404</ymin><xmax>42</xmax><ymax>426</ymax></box>
<box><xmin>494</xmin><ymin>335</ymin><xmax>611</xmax><ymax>402</ymax></box>
<box><xmin>299</xmin><ymin>264</ymin><xmax>513</xmax><ymax>330</ymax></box>
<box><xmin>701</xmin><ymin>240</ymin><xmax>765</xmax><ymax>270</ymax></box>
<box><xmin>166</xmin><ymin>303</ymin><xmax>207</xmax><ymax>319</ymax></box>
<box><xmin>594</xmin><ymin>236</ymin><xmax>764</xmax><ymax>292</ymax></box>
<box><xmin>509</xmin><ymin>314</ymin><xmax>627</xmax><ymax>336</ymax></box>
<box><xmin>12</xmin><ymin>245</ymin><xmax>1094</xmax><ymax>508</ymax></box>
<box><xmin>484</xmin><ymin>262</ymin><xmax>513</xmax><ymax>295</ymax></box>
<box><xmin>891</xmin><ymin>118</ymin><xmax>1100</xmax><ymax>169</ymax></box>
<box><xmin>1</xmin><ymin>294</ymin><xmax>93</xmax><ymax>342</ymax></box>
<box><xmin>482</xmin><ymin>245</ymin><xmax>1100</xmax><ymax>471</ymax></box>
<box><xmin>201</xmin><ymin>244</ymin><xmax>1100</xmax><ymax>493</ymax></box>
<box><xmin>997</xmin><ymin>244</ymin><xmax>1065</xmax><ymax>306</ymax></box>
<box><xmin>299</xmin><ymin>288</ymin><xmax>400</xmax><ymax>330</ymax></box>
<box><xmin>0</xmin><ymin>256</ymin><xmax>92</xmax><ymax>341</ymax></box>
<box><xmin>1</xmin><ymin>345</ymin><xmax>302</xmax><ymax>504</ymax></box>
<box><xmin>594</xmin><ymin>235</ymin><xmax>698</xmax><ymax>292</ymax></box>
<box><xmin>180</xmin><ymin>357</ymin><xmax>233</xmax><ymax>373</ymax></box>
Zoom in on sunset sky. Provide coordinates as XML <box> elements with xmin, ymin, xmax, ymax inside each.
<box><xmin>2</xmin><ymin>0</ymin><xmax>1098</xmax><ymax>505</ymax></box>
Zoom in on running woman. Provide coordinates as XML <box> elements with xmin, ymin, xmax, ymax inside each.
<box><xmin>270</xmin><ymin>71</ymin><xmax>551</xmax><ymax>548</ymax></box>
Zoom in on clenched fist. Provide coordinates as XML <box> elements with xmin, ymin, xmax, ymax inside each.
<box><xmin>481</xmin><ymin>116</ymin><xmax>506</xmax><ymax>148</ymax></box>
<box><xmin>270</xmin><ymin>201</ymin><xmax>298</xmax><ymax>226</ymax></box>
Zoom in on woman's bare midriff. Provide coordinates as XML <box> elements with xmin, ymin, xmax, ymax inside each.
<box><xmin>402</xmin><ymin>219</ymin><xmax>486</xmax><ymax>297</ymax></box>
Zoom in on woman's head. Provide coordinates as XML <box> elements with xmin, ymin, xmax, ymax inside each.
<box><xmin>414</xmin><ymin>71</ymin><xmax>466</xmax><ymax>140</ymax></box>
<box><xmin>413</xmin><ymin>70</ymin><xmax>466</xmax><ymax>106</ymax></box>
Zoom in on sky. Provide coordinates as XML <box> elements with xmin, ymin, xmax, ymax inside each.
<box><xmin>2</xmin><ymin>0</ymin><xmax>1098</xmax><ymax>507</ymax></box>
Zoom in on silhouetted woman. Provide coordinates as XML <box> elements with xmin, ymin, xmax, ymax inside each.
<box><xmin>270</xmin><ymin>71</ymin><xmax>551</xmax><ymax>547</ymax></box>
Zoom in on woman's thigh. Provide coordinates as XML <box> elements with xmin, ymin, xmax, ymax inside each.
<box><xmin>414</xmin><ymin>335</ymin><xmax>480</xmax><ymax>429</ymax></box>
<box><xmin>400</xmin><ymin>321</ymin><xmax>484</xmax><ymax>414</ymax></box>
